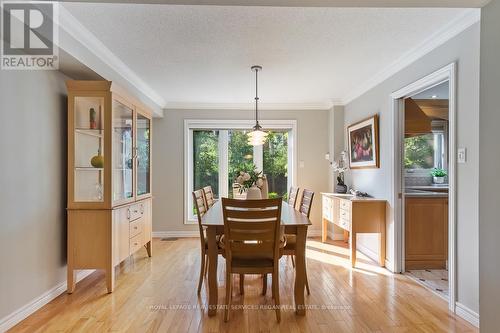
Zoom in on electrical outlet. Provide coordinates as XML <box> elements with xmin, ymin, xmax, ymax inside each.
<box><xmin>457</xmin><ymin>148</ymin><xmax>466</xmax><ymax>163</ymax></box>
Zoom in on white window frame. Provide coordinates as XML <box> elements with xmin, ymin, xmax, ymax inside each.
<box><xmin>184</xmin><ymin>119</ymin><xmax>297</xmax><ymax>224</ymax></box>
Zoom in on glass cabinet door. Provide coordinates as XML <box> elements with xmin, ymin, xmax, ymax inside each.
<box><xmin>112</xmin><ymin>100</ymin><xmax>134</xmax><ymax>203</ymax></box>
<box><xmin>136</xmin><ymin>112</ymin><xmax>151</xmax><ymax>196</ymax></box>
<box><xmin>74</xmin><ymin>96</ymin><xmax>104</xmax><ymax>202</ymax></box>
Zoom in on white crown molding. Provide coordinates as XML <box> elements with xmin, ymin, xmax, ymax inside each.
<box><xmin>0</xmin><ymin>270</ymin><xmax>95</xmax><ymax>332</ymax></box>
<box><xmin>57</xmin><ymin>6</ymin><xmax>166</xmax><ymax>116</ymax></box>
<box><xmin>341</xmin><ymin>8</ymin><xmax>480</xmax><ymax>105</ymax></box>
<box><xmin>455</xmin><ymin>302</ymin><xmax>480</xmax><ymax>328</ymax></box>
<box><xmin>164</xmin><ymin>100</ymin><xmax>340</xmax><ymax>111</ymax></box>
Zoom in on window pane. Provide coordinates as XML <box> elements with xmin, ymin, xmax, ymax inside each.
<box><xmin>404</xmin><ymin>134</ymin><xmax>434</xmax><ymax>169</ymax></box>
<box><xmin>228</xmin><ymin>130</ymin><xmax>254</xmax><ymax>198</ymax></box>
<box><xmin>263</xmin><ymin>131</ymin><xmax>288</xmax><ymax>199</ymax></box>
<box><xmin>193</xmin><ymin>130</ymin><xmax>219</xmax><ymax>197</ymax></box>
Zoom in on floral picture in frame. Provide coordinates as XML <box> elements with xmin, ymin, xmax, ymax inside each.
<box><xmin>347</xmin><ymin>115</ymin><xmax>380</xmax><ymax>169</ymax></box>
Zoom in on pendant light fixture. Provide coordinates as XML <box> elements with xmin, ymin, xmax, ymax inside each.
<box><xmin>247</xmin><ymin>65</ymin><xmax>268</xmax><ymax>146</ymax></box>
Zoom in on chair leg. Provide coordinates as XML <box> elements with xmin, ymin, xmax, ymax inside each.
<box><xmin>204</xmin><ymin>254</ymin><xmax>209</xmax><ymax>277</ymax></box>
<box><xmin>224</xmin><ymin>270</ymin><xmax>232</xmax><ymax>322</ymax></box>
<box><xmin>197</xmin><ymin>250</ymin><xmax>206</xmax><ymax>295</ymax></box>
<box><xmin>291</xmin><ymin>255</ymin><xmax>295</xmax><ymax>268</ymax></box>
<box><xmin>239</xmin><ymin>274</ymin><xmax>244</xmax><ymax>295</ymax></box>
<box><xmin>262</xmin><ymin>274</ymin><xmax>267</xmax><ymax>295</ymax></box>
<box><xmin>305</xmin><ymin>268</ymin><xmax>311</xmax><ymax>295</ymax></box>
<box><xmin>272</xmin><ymin>272</ymin><xmax>281</xmax><ymax>322</ymax></box>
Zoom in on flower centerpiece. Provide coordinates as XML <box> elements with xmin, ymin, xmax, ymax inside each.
<box><xmin>234</xmin><ymin>165</ymin><xmax>263</xmax><ymax>199</ymax></box>
<box><xmin>430</xmin><ymin>168</ymin><xmax>447</xmax><ymax>184</ymax></box>
<box><xmin>332</xmin><ymin>151</ymin><xmax>348</xmax><ymax>193</ymax></box>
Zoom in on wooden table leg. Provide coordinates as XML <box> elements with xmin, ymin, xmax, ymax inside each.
<box><xmin>207</xmin><ymin>227</ymin><xmax>218</xmax><ymax>316</ymax></box>
<box><xmin>322</xmin><ymin>218</ymin><xmax>327</xmax><ymax>243</ymax></box>
<box><xmin>294</xmin><ymin>226</ymin><xmax>307</xmax><ymax>315</ymax></box>
<box><xmin>343</xmin><ymin>230</ymin><xmax>349</xmax><ymax>243</ymax></box>
<box><xmin>350</xmin><ymin>230</ymin><xmax>356</xmax><ymax>268</ymax></box>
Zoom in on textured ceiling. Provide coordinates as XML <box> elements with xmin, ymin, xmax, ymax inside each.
<box><xmin>62</xmin><ymin>3</ymin><xmax>468</xmax><ymax>107</ymax></box>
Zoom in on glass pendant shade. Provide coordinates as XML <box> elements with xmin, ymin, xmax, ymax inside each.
<box><xmin>247</xmin><ymin>127</ymin><xmax>268</xmax><ymax>146</ymax></box>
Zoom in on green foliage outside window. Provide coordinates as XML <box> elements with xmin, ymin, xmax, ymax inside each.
<box><xmin>404</xmin><ymin>134</ymin><xmax>434</xmax><ymax>169</ymax></box>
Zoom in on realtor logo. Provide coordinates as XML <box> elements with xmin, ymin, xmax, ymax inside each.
<box><xmin>1</xmin><ymin>1</ymin><xmax>58</xmax><ymax>70</ymax></box>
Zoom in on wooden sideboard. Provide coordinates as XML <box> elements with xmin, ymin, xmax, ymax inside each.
<box><xmin>321</xmin><ymin>193</ymin><xmax>387</xmax><ymax>267</ymax></box>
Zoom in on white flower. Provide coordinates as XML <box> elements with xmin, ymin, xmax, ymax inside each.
<box><xmin>240</xmin><ymin>171</ymin><xmax>245</xmax><ymax>176</ymax></box>
<box><xmin>243</xmin><ymin>173</ymin><xmax>251</xmax><ymax>181</ymax></box>
<box><xmin>236</xmin><ymin>175</ymin><xmax>244</xmax><ymax>184</ymax></box>
<box><xmin>256</xmin><ymin>178</ymin><xmax>264</xmax><ymax>187</ymax></box>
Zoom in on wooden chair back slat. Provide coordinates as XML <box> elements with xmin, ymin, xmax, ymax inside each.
<box><xmin>288</xmin><ymin>186</ymin><xmax>299</xmax><ymax>208</ymax></box>
<box><xmin>222</xmin><ymin>198</ymin><xmax>282</xmax><ymax>261</ymax></box>
<box><xmin>192</xmin><ymin>189</ymin><xmax>208</xmax><ymax>241</ymax></box>
<box><xmin>298</xmin><ymin>189</ymin><xmax>314</xmax><ymax>218</ymax></box>
<box><xmin>203</xmin><ymin>186</ymin><xmax>216</xmax><ymax>209</ymax></box>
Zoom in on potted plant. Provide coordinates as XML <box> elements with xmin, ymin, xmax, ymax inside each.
<box><xmin>430</xmin><ymin>168</ymin><xmax>447</xmax><ymax>184</ymax></box>
<box><xmin>332</xmin><ymin>151</ymin><xmax>348</xmax><ymax>193</ymax></box>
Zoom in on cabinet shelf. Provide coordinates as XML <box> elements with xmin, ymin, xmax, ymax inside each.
<box><xmin>75</xmin><ymin>167</ymin><xmax>104</xmax><ymax>171</ymax></box>
<box><xmin>75</xmin><ymin>128</ymin><xmax>103</xmax><ymax>138</ymax></box>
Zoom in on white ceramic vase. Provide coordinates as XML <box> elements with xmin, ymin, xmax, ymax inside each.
<box><xmin>246</xmin><ymin>185</ymin><xmax>262</xmax><ymax>200</ymax></box>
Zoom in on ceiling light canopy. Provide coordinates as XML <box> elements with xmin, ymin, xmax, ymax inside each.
<box><xmin>248</xmin><ymin>65</ymin><xmax>268</xmax><ymax>146</ymax></box>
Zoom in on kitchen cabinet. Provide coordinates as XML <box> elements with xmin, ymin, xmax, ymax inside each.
<box><xmin>405</xmin><ymin>196</ymin><xmax>448</xmax><ymax>270</ymax></box>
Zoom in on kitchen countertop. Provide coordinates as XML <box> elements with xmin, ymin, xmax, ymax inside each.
<box><xmin>404</xmin><ymin>189</ymin><xmax>449</xmax><ymax>198</ymax></box>
<box><xmin>320</xmin><ymin>192</ymin><xmax>386</xmax><ymax>202</ymax></box>
<box><xmin>406</xmin><ymin>184</ymin><xmax>449</xmax><ymax>190</ymax></box>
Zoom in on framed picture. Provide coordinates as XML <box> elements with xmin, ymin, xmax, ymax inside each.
<box><xmin>347</xmin><ymin>115</ymin><xmax>380</xmax><ymax>169</ymax></box>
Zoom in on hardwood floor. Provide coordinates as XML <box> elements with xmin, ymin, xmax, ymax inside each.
<box><xmin>9</xmin><ymin>238</ymin><xmax>477</xmax><ymax>332</ymax></box>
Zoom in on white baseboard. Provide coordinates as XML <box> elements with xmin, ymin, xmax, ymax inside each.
<box><xmin>0</xmin><ymin>269</ymin><xmax>95</xmax><ymax>332</ymax></box>
<box><xmin>356</xmin><ymin>242</ymin><xmax>380</xmax><ymax>263</ymax></box>
<box><xmin>153</xmin><ymin>230</ymin><xmax>199</xmax><ymax>238</ymax></box>
<box><xmin>455</xmin><ymin>302</ymin><xmax>479</xmax><ymax>328</ymax></box>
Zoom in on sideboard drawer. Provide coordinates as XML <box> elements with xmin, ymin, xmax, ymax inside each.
<box><xmin>339</xmin><ymin>217</ymin><xmax>351</xmax><ymax>231</ymax></box>
<box><xmin>129</xmin><ymin>217</ymin><xmax>144</xmax><ymax>238</ymax></box>
<box><xmin>340</xmin><ymin>199</ymin><xmax>351</xmax><ymax>211</ymax></box>
<box><xmin>130</xmin><ymin>233</ymin><xmax>143</xmax><ymax>255</ymax></box>
<box><xmin>340</xmin><ymin>208</ymin><xmax>350</xmax><ymax>220</ymax></box>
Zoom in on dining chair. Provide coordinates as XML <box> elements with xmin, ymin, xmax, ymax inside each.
<box><xmin>220</xmin><ymin>198</ymin><xmax>285</xmax><ymax>322</ymax></box>
<box><xmin>192</xmin><ymin>189</ymin><xmax>222</xmax><ymax>295</ymax></box>
<box><xmin>203</xmin><ymin>185</ymin><xmax>216</xmax><ymax>209</ymax></box>
<box><xmin>288</xmin><ymin>186</ymin><xmax>300</xmax><ymax>208</ymax></box>
<box><xmin>284</xmin><ymin>189</ymin><xmax>314</xmax><ymax>295</ymax></box>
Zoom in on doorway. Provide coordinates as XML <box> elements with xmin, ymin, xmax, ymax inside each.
<box><xmin>391</xmin><ymin>63</ymin><xmax>456</xmax><ymax>311</ymax></box>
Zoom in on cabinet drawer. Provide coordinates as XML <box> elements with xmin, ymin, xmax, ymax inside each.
<box><xmin>130</xmin><ymin>217</ymin><xmax>144</xmax><ymax>238</ymax></box>
<box><xmin>340</xmin><ymin>199</ymin><xmax>351</xmax><ymax>211</ymax></box>
<box><xmin>128</xmin><ymin>202</ymin><xmax>145</xmax><ymax>221</ymax></box>
<box><xmin>130</xmin><ymin>233</ymin><xmax>143</xmax><ymax>255</ymax></box>
<box><xmin>340</xmin><ymin>208</ymin><xmax>350</xmax><ymax>220</ymax></box>
<box><xmin>339</xmin><ymin>217</ymin><xmax>351</xmax><ymax>231</ymax></box>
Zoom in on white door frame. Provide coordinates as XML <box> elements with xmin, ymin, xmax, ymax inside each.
<box><xmin>390</xmin><ymin>62</ymin><xmax>457</xmax><ymax>312</ymax></box>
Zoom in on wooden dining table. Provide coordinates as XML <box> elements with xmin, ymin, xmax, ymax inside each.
<box><xmin>201</xmin><ymin>200</ymin><xmax>312</xmax><ymax>316</ymax></box>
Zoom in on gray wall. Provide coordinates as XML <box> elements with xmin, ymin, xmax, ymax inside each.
<box><xmin>0</xmin><ymin>70</ymin><xmax>68</xmax><ymax>320</ymax></box>
<box><xmin>152</xmin><ymin>109</ymin><xmax>330</xmax><ymax>234</ymax></box>
<box><xmin>479</xmin><ymin>1</ymin><xmax>500</xmax><ymax>331</ymax></box>
<box><xmin>344</xmin><ymin>23</ymin><xmax>480</xmax><ymax>313</ymax></box>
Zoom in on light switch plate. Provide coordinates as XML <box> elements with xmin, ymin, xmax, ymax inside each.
<box><xmin>457</xmin><ymin>148</ymin><xmax>466</xmax><ymax>163</ymax></box>
<box><xmin>299</xmin><ymin>161</ymin><xmax>305</xmax><ymax>168</ymax></box>
<box><xmin>325</xmin><ymin>153</ymin><xmax>330</xmax><ymax>160</ymax></box>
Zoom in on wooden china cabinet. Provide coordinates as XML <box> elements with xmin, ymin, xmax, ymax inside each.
<box><xmin>66</xmin><ymin>80</ymin><xmax>153</xmax><ymax>293</ymax></box>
